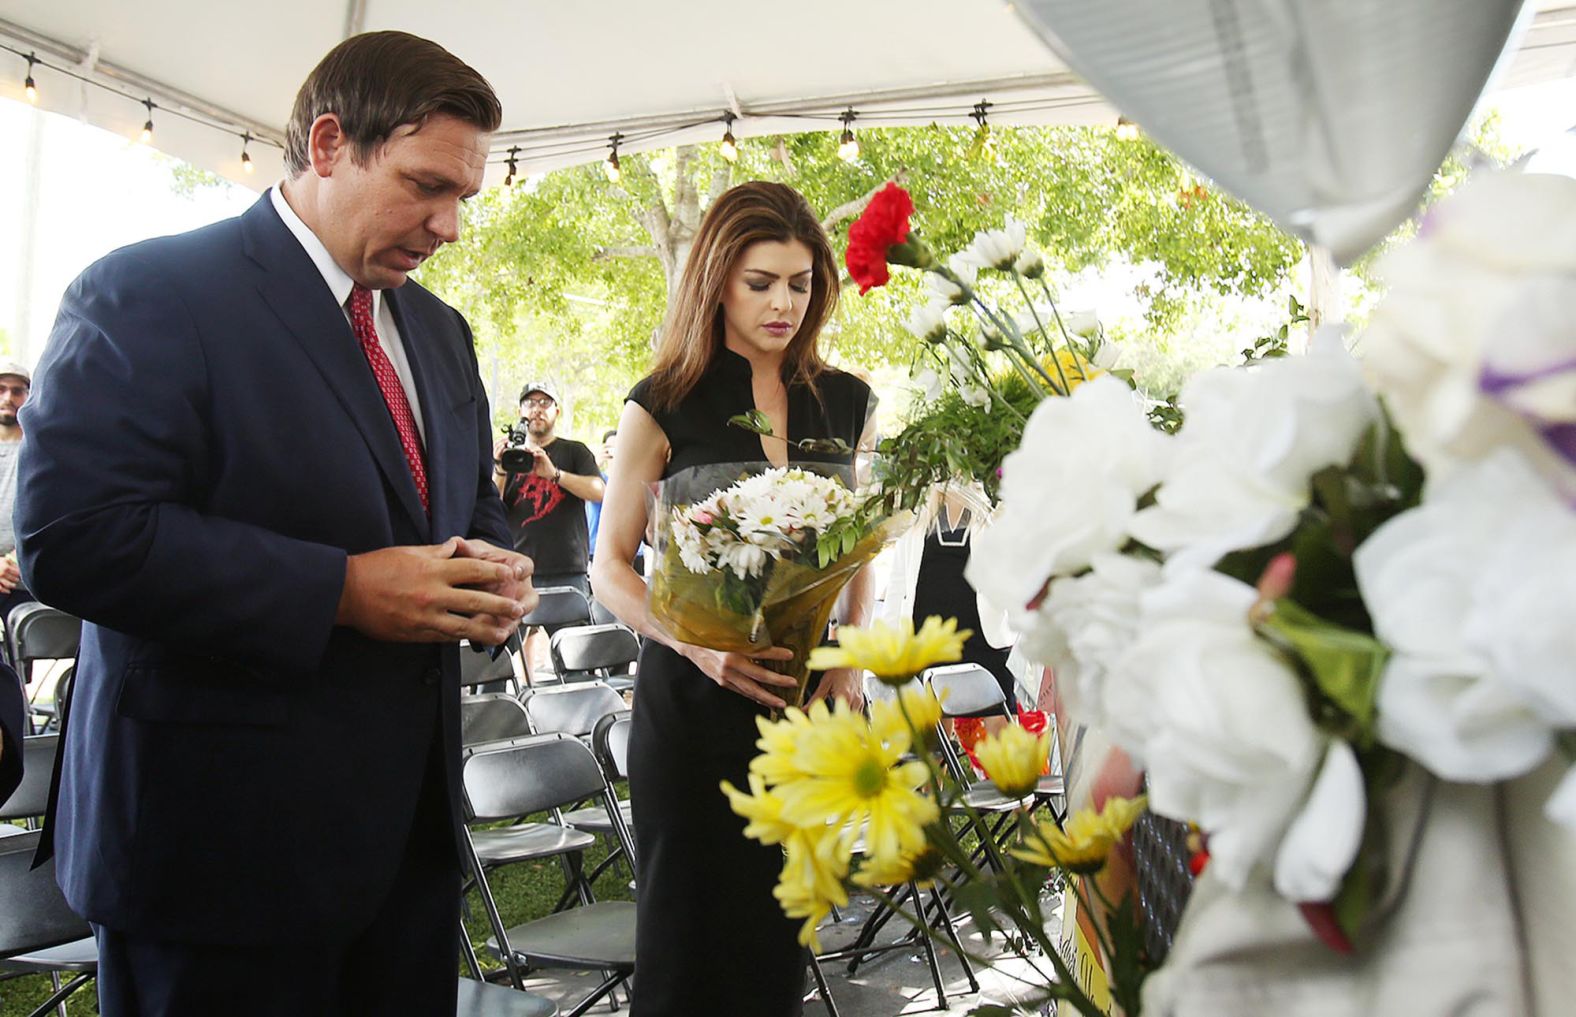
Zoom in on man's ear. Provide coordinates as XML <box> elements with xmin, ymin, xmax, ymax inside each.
<box><xmin>307</xmin><ymin>113</ymin><xmax>347</xmax><ymax>178</ymax></box>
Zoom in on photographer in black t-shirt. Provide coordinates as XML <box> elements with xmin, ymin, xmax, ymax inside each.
<box><xmin>492</xmin><ymin>381</ymin><xmax>604</xmax><ymax>595</ymax></box>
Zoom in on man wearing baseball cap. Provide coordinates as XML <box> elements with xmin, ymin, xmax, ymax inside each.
<box><xmin>0</xmin><ymin>360</ymin><xmax>32</xmax><ymax>620</ymax></box>
<box><xmin>492</xmin><ymin>381</ymin><xmax>604</xmax><ymax>598</ymax></box>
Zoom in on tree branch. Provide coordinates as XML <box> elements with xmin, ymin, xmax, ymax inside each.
<box><xmin>821</xmin><ymin>169</ymin><xmax>911</xmax><ymax>231</ymax></box>
<box><xmin>594</xmin><ymin>245</ymin><xmax>661</xmax><ymax>262</ymax></box>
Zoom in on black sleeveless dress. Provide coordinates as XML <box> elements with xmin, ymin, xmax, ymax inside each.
<box><xmin>625</xmin><ymin>349</ymin><xmax>871</xmax><ymax>1017</ymax></box>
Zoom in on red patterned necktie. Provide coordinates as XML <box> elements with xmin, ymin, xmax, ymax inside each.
<box><xmin>348</xmin><ymin>284</ymin><xmax>429</xmax><ymax>512</ymax></box>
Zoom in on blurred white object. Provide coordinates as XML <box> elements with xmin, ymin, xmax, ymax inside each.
<box><xmin>1014</xmin><ymin>0</ymin><xmax>1531</xmax><ymax>263</ymax></box>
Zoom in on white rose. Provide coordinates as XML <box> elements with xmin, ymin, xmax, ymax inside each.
<box><xmin>966</xmin><ymin>376</ymin><xmax>1167</xmax><ymax>614</ymax></box>
<box><xmin>1128</xmin><ymin>331</ymin><xmax>1377</xmax><ymax>569</ymax></box>
<box><xmin>905</xmin><ymin>301</ymin><xmax>948</xmax><ymax>343</ymax></box>
<box><xmin>1272</xmin><ymin>740</ymin><xmax>1367</xmax><ymax>902</ymax></box>
<box><xmin>1062</xmin><ymin>309</ymin><xmax>1101</xmax><ymax>339</ymax></box>
<box><xmin>1106</xmin><ymin>570</ymin><xmax>1344</xmax><ymax>893</ymax></box>
<box><xmin>957</xmin><ymin>219</ymin><xmax>1027</xmax><ymax>271</ymax></box>
<box><xmin>1017</xmin><ymin>552</ymin><xmax>1161</xmax><ymax>730</ymax></box>
<box><xmin>1357</xmin><ymin>451</ymin><xmax>1574</xmax><ymax>784</ymax></box>
<box><xmin>1362</xmin><ymin>172</ymin><xmax>1576</xmax><ymax>498</ymax></box>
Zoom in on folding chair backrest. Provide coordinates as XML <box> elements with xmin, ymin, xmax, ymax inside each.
<box><xmin>8</xmin><ymin>603</ymin><xmax>80</xmax><ymax>669</ymax></box>
<box><xmin>462</xmin><ymin>733</ymin><xmax>608</xmax><ymax>821</ymax></box>
<box><xmin>550</xmin><ymin>624</ymin><xmax>638</xmax><ymax>675</ymax></box>
<box><xmin>459</xmin><ymin>638</ymin><xmax>519</xmax><ymax>690</ymax></box>
<box><xmin>0</xmin><ymin>830</ymin><xmax>90</xmax><ymax>959</ymax></box>
<box><xmin>460</xmin><ymin>694</ymin><xmax>533</xmax><ymax>747</ymax></box>
<box><xmin>519</xmin><ymin>586</ymin><xmax>591</xmax><ymax>633</ymax></box>
<box><xmin>0</xmin><ymin>734</ymin><xmax>57</xmax><ymax>822</ymax></box>
<box><xmin>591</xmin><ymin>710</ymin><xmax>633</xmax><ymax>781</ymax></box>
<box><xmin>520</xmin><ymin>682</ymin><xmax>626</xmax><ymax>739</ymax></box>
<box><xmin>926</xmin><ymin>663</ymin><xmax>1009</xmax><ymax>718</ymax></box>
<box><xmin>589</xmin><ymin>597</ymin><xmax>618</xmax><ymax>626</ymax></box>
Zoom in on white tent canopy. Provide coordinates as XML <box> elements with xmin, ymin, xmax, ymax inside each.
<box><xmin>4</xmin><ymin>0</ymin><xmax>1576</xmax><ymax>191</ymax></box>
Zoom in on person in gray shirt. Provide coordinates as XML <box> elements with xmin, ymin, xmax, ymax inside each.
<box><xmin>0</xmin><ymin>360</ymin><xmax>32</xmax><ymax>622</ymax></box>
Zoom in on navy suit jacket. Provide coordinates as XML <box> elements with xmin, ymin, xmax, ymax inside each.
<box><xmin>15</xmin><ymin>194</ymin><xmax>510</xmax><ymax>945</ymax></box>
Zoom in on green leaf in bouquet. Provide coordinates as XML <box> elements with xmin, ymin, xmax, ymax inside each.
<box><xmin>728</xmin><ymin>409</ymin><xmax>774</xmax><ymax>436</ymax></box>
<box><xmin>1258</xmin><ymin>598</ymin><xmax>1388</xmax><ymax>744</ymax></box>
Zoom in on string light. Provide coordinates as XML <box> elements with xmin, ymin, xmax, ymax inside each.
<box><xmin>718</xmin><ymin>112</ymin><xmax>738</xmax><ymax>163</ymax></box>
<box><xmin>139</xmin><ymin>98</ymin><xmax>155</xmax><ymax>144</ymax></box>
<box><xmin>1115</xmin><ymin>116</ymin><xmax>1140</xmax><ymax>141</ymax></box>
<box><xmin>969</xmin><ymin>100</ymin><xmax>995</xmax><ymax>161</ymax></box>
<box><xmin>239</xmin><ymin>132</ymin><xmax>255</xmax><ymax>173</ymax></box>
<box><xmin>503</xmin><ymin>145</ymin><xmax>520</xmax><ymax>187</ymax></box>
<box><xmin>836</xmin><ymin>108</ymin><xmax>859</xmax><ymax>163</ymax></box>
<box><xmin>603</xmin><ymin>132</ymin><xmax>624</xmax><ymax>183</ymax></box>
<box><xmin>22</xmin><ymin>52</ymin><xmax>37</xmax><ymax>104</ymax></box>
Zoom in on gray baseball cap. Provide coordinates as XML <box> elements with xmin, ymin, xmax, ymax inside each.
<box><xmin>0</xmin><ymin>360</ymin><xmax>31</xmax><ymax>385</ymax></box>
<box><xmin>519</xmin><ymin>380</ymin><xmax>558</xmax><ymax>405</ymax></box>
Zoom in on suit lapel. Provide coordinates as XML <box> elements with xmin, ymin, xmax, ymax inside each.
<box><xmin>387</xmin><ymin>289</ymin><xmax>454</xmax><ymax>542</ymax></box>
<box><xmin>241</xmin><ymin>199</ymin><xmax>429</xmax><ymax>536</ymax></box>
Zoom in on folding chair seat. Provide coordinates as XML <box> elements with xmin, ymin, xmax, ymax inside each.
<box><xmin>461</xmin><ymin>632</ymin><xmax>524</xmax><ymax>695</ymax></box>
<box><xmin>454</xmin><ymin>976</ymin><xmax>558</xmax><ymax>1016</ymax></box>
<box><xmin>461</xmin><ymin>734</ymin><xmax>636</xmax><ymax>1016</ymax></box>
<box><xmin>0</xmin><ymin>831</ymin><xmax>97</xmax><ymax>1017</ymax></box>
<box><xmin>461</xmin><ymin>694</ymin><xmax>534</xmax><ymax>748</ymax></box>
<box><xmin>1</xmin><ymin>734</ymin><xmax>58</xmax><ymax>830</ymax></box>
<box><xmin>926</xmin><ymin>663</ymin><xmax>1065</xmax><ymax>813</ymax></box>
<box><xmin>548</xmin><ymin>624</ymin><xmax>638</xmax><ymax>692</ymax></box>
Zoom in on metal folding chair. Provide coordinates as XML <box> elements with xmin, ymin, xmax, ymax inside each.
<box><xmin>0</xmin><ymin>830</ymin><xmax>97</xmax><ymax>1017</ymax></box>
<box><xmin>548</xmin><ymin>624</ymin><xmax>638</xmax><ymax>692</ymax></box>
<box><xmin>461</xmin><ymin>734</ymin><xmax>636</xmax><ymax>1017</ymax></box>
<box><xmin>461</xmin><ymin>632</ymin><xmax>525</xmax><ymax>696</ymax></box>
<box><xmin>461</xmin><ymin>694</ymin><xmax>535</xmax><ymax>749</ymax></box>
<box><xmin>6</xmin><ymin>605</ymin><xmax>80</xmax><ymax>734</ymax></box>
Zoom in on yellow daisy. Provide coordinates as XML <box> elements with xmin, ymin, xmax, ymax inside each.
<box><xmin>1012</xmin><ymin>809</ymin><xmax>1114</xmax><ymax>875</ymax></box>
<box><xmin>775</xmin><ymin>826</ymin><xmax>852</xmax><ymax>951</ymax></box>
<box><xmin>973</xmin><ymin>723</ymin><xmax>1051</xmax><ymax>799</ymax></box>
<box><xmin>720</xmin><ymin>773</ymin><xmax>798</xmax><ymax>847</ymax></box>
<box><xmin>1044</xmin><ymin>349</ymin><xmax>1103</xmax><ymax>395</ymax></box>
<box><xmin>771</xmin><ymin>702</ymin><xmax>939</xmax><ymax>864</ymax></box>
<box><xmin>1096</xmin><ymin>794</ymin><xmax>1148</xmax><ymax>839</ymax></box>
<box><xmin>749</xmin><ymin>700</ymin><xmax>833</xmax><ymax>785</ymax></box>
<box><xmin>808</xmin><ymin>616</ymin><xmax>972</xmax><ymax>686</ymax></box>
<box><xmin>870</xmin><ymin>683</ymin><xmax>946</xmax><ymax>745</ymax></box>
<box><xmin>852</xmin><ymin>843</ymin><xmax>946</xmax><ymax>890</ymax></box>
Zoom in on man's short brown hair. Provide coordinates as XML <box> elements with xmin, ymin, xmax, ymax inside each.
<box><xmin>284</xmin><ymin>31</ymin><xmax>502</xmax><ymax>176</ymax></box>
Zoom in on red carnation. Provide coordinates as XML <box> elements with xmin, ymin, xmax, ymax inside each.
<box><xmin>845</xmin><ymin>182</ymin><xmax>917</xmax><ymax>294</ymax></box>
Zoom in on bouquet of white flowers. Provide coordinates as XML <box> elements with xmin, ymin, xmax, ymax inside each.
<box><xmin>649</xmin><ymin>462</ymin><xmax>902</xmax><ymax>708</ymax></box>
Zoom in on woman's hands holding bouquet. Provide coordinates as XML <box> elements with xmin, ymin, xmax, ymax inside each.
<box><xmin>681</xmin><ymin>643</ymin><xmax>798</xmax><ymax>709</ymax></box>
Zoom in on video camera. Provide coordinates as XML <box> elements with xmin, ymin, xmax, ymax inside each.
<box><xmin>498</xmin><ymin>424</ymin><xmax>537</xmax><ymax>474</ymax></box>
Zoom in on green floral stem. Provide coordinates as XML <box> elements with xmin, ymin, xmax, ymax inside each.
<box><xmin>1012</xmin><ymin>276</ymin><xmax>1076</xmax><ymax>394</ymax></box>
<box><xmin>1036</xmin><ymin>276</ymin><xmax>1090</xmax><ymax>382</ymax></box>
<box><xmin>894</xmin><ymin>697</ymin><xmax>1104</xmax><ymax>1017</ymax></box>
<box><xmin>969</xmin><ymin>297</ymin><xmax>1062</xmax><ymax>394</ymax></box>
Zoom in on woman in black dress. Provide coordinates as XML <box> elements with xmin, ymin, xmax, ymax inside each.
<box><xmin>590</xmin><ymin>181</ymin><xmax>872</xmax><ymax>1016</ymax></box>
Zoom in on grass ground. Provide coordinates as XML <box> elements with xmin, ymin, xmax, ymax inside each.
<box><xmin>0</xmin><ymin>821</ymin><xmax>634</xmax><ymax>1016</ymax></box>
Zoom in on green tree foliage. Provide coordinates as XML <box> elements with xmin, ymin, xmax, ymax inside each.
<box><xmin>419</xmin><ymin>125</ymin><xmax>1303</xmax><ymax>435</ymax></box>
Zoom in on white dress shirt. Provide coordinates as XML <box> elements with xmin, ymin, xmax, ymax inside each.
<box><xmin>269</xmin><ymin>184</ymin><xmax>426</xmax><ymax>441</ymax></box>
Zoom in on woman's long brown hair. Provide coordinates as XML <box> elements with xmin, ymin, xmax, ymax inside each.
<box><xmin>643</xmin><ymin>181</ymin><xmax>841</xmax><ymax>412</ymax></box>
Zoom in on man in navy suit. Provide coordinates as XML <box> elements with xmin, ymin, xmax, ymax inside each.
<box><xmin>15</xmin><ymin>32</ymin><xmax>533</xmax><ymax>1015</ymax></box>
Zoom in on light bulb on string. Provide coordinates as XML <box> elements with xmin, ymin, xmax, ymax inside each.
<box><xmin>1115</xmin><ymin>116</ymin><xmax>1140</xmax><ymax>142</ymax></box>
<box><xmin>969</xmin><ymin>100</ymin><xmax>995</xmax><ymax>162</ymax></box>
<box><xmin>23</xmin><ymin>53</ymin><xmax>38</xmax><ymax>104</ymax></box>
<box><xmin>503</xmin><ymin>145</ymin><xmax>520</xmax><ymax>187</ymax></box>
<box><xmin>139</xmin><ymin>98</ymin><xmax>155</xmax><ymax>144</ymax></box>
<box><xmin>240</xmin><ymin>132</ymin><xmax>255</xmax><ymax>173</ymax></box>
<box><xmin>718</xmin><ymin>112</ymin><xmax>738</xmax><ymax>163</ymax></box>
<box><xmin>603</xmin><ymin>133</ymin><xmax>624</xmax><ymax>183</ymax></box>
<box><xmin>836</xmin><ymin>108</ymin><xmax>859</xmax><ymax>163</ymax></box>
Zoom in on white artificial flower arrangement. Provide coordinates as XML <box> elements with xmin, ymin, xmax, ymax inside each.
<box><xmin>959</xmin><ymin>171</ymin><xmax>1576</xmax><ymax>951</ymax></box>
